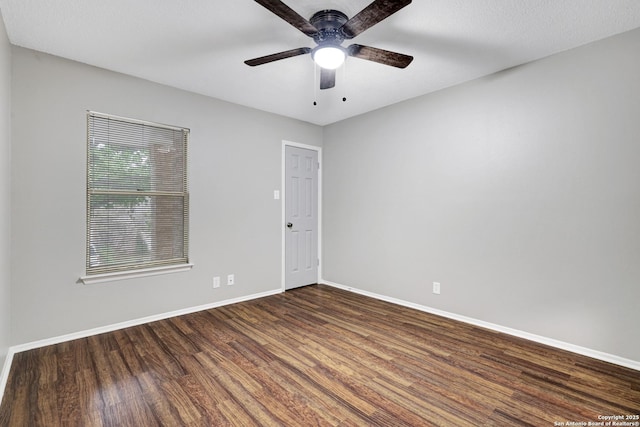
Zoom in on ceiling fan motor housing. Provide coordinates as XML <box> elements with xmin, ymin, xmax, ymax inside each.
<box><xmin>310</xmin><ymin>10</ymin><xmax>348</xmax><ymax>46</ymax></box>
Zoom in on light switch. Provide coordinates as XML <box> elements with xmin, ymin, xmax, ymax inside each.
<box><xmin>274</xmin><ymin>190</ymin><xmax>280</xmax><ymax>200</ymax></box>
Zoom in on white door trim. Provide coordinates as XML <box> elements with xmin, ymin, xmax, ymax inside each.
<box><xmin>281</xmin><ymin>140</ymin><xmax>322</xmax><ymax>291</ymax></box>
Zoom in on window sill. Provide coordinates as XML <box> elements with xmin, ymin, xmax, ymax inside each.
<box><xmin>80</xmin><ymin>263</ymin><xmax>194</xmax><ymax>285</ymax></box>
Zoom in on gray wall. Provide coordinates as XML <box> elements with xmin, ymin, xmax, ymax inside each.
<box><xmin>0</xmin><ymin>12</ymin><xmax>11</xmax><ymax>371</ymax></box>
<box><xmin>323</xmin><ymin>28</ymin><xmax>640</xmax><ymax>362</ymax></box>
<box><xmin>11</xmin><ymin>47</ymin><xmax>322</xmax><ymax>344</ymax></box>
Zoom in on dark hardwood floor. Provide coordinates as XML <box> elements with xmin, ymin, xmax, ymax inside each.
<box><xmin>1</xmin><ymin>284</ymin><xmax>638</xmax><ymax>426</ymax></box>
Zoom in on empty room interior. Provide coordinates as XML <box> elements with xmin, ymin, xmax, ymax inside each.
<box><xmin>1</xmin><ymin>0</ymin><xmax>639</xmax><ymax>425</ymax></box>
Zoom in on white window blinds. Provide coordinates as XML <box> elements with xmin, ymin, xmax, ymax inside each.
<box><xmin>86</xmin><ymin>111</ymin><xmax>189</xmax><ymax>275</ymax></box>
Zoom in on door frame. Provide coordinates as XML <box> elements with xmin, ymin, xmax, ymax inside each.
<box><xmin>281</xmin><ymin>140</ymin><xmax>322</xmax><ymax>291</ymax></box>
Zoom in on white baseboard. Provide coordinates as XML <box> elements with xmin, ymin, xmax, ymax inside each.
<box><xmin>10</xmin><ymin>288</ymin><xmax>282</xmax><ymax>354</ymax></box>
<box><xmin>320</xmin><ymin>280</ymin><xmax>640</xmax><ymax>372</ymax></box>
<box><xmin>0</xmin><ymin>348</ymin><xmax>15</xmax><ymax>408</ymax></box>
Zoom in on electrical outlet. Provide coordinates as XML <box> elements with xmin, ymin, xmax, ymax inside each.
<box><xmin>227</xmin><ymin>274</ymin><xmax>235</xmax><ymax>286</ymax></box>
<box><xmin>433</xmin><ymin>282</ymin><xmax>441</xmax><ymax>295</ymax></box>
<box><xmin>213</xmin><ymin>276</ymin><xmax>220</xmax><ymax>288</ymax></box>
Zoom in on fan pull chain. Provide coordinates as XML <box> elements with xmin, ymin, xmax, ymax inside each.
<box><xmin>342</xmin><ymin>60</ymin><xmax>347</xmax><ymax>102</ymax></box>
<box><xmin>313</xmin><ymin>63</ymin><xmax>318</xmax><ymax>106</ymax></box>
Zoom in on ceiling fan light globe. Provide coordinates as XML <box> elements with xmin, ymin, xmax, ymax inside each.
<box><xmin>312</xmin><ymin>46</ymin><xmax>346</xmax><ymax>70</ymax></box>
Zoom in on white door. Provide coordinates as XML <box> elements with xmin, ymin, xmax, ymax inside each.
<box><xmin>285</xmin><ymin>145</ymin><xmax>318</xmax><ymax>289</ymax></box>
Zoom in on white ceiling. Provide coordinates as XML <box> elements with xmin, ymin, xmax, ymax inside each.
<box><xmin>1</xmin><ymin>0</ymin><xmax>640</xmax><ymax>125</ymax></box>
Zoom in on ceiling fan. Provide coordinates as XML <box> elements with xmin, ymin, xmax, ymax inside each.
<box><xmin>245</xmin><ymin>0</ymin><xmax>414</xmax><ymax>90</ymax></box>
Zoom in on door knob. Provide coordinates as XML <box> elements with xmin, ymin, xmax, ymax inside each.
<box><xmin>287</xmin><ymin>222</ymin><xmax>293</xmax><ymax>228</ymax></box>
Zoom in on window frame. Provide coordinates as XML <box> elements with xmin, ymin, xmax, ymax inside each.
<box><xmin>80</xmin><ymin>111</ymin><xmax>192</xmax><ymax>285</ymax></box>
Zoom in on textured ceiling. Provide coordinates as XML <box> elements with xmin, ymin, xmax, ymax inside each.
<box><xmin>1</xmin><ymin>0</ymin><xmax>640</xmax><ymax>125</ymax></box>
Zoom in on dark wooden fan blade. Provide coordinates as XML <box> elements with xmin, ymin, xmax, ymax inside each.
<box><xmin>347</xmin><ymin>44</ymin><xmax>413</xmax><ymax>68</ymax></box>
<box><xmin>254</xmin><ymin>0</ymin><xmax>318</xmax><ymax>36</ymax></box>
<box><xmin>341</xmin><ymin>0</ymin><xmax>412</xmax><ymax>39</ymax></box>
<box><xmin>320</xmin><ymin>68</ymin><xmax>335</xmax><ymax>90</ymax></box>
<box><xmin>245</xmin><ymin>47</ymin><xmax>311</xmax><ymax>67</ymax></box>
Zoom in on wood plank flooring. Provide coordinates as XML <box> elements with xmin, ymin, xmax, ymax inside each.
<box><xmin>1</xmin><ymin>284</ymin><xmax>639</xmax><ymax>426</ymax></box>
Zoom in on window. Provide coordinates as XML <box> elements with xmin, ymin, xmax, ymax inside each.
<box><xmin>84</xmin><ymin>111</ymin><xmax>189</xmax><ymax>281</ymax></box>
